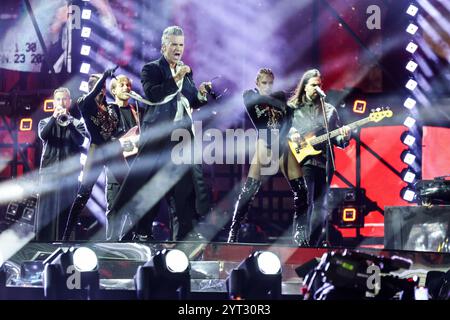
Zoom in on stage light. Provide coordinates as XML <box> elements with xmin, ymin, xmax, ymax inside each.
<box><xmin>79</xmin><ymin>81</ymin><xmax>89</xmax><ymax>93</ymax></box>
<box><xmin>135</xmin><ymin>249</ymin><xmax>191</xmax><ymax>300</ymax></box>
<box><xmin>403</xmin><ymin>116</ymin><xmax>416</xmax><ymax>128</ymax></box>
<box><xmin>406</xmin><ymin>42</ymin><xmax>418</xmax><ymax>53</ymax></box>
<box><xmin>405</xmin><ymin>79</ymin><xmax>418</xmax><ymax>91</ymax></box>
<box><xmin>353</xmin><ymin>100</ymin><xmax>367</xmax><ymax>114</ymax></box>
<box><xmin>81</xmin><ymin>9</ymin><xmax>91</xmax><ymax>20</ymax></box>
<box><xmin>80</xmin><ymin>45</ymin><xmax>91</xmax><ymax>56</ymax></box>
<box><xmin>19</xmin><ymin>118</ymin><xmax>32</xmax><ymax>131</ymax></box>
<box><xmin>342</xmin><ymin>208</ymin><xmax>357</xmax><ymax>222</ymax></box>
<box><xmin>401</xmin><ymin>188</ymin><xmax>416</xmax><ymax>202</ymax></box>
<box><xmin>403</xmin><ymin>134</ymin><xmax>416</xmax><ymax>146</ymax></box>
<box><xmin>80</xmin><ymin>63</ymin><xmax>91</xmax><ymax>74</ymax></box>
<box><xmin>43</xmin><ymin>247</ymin><xmax>99</xmax><ymax>300</ymax></box>
<box><xmin>165</xmin><ymin>249</ymin><xmax>189</xmax><ymax>273</ymax></box>
<box><xmin>406</xmin><ymin>4</ymin><xmax>419</xmax><ymax>17</ymax></box>
<box><xmin>402</xmin><ymin>151</ymin><xmax>416</xmax><ymax>165</ymax></box>
<box><xmin>406</xmin><ymin>60</ymin><xmax>418</xmax><ymax>72</ymax></box>
<box><xmin>226</xmin><ymin>251</ymin><xmax>282</xmax><ymax>300</ymax></box>
<box><xmin>80</xmin><ymin>153</ymin><xmax>87</xmax><ymax>166</ymax></box>
<box><xmin>256</xmin><ymin>251</ymin><xmax>282</xmax><ymax>275</ymax></box>
<box><xmin>403</xmin><ymin>170</ymin><xmax>416</xmax><ymax>183</ymax></box>
<box><xmin>403</xmin><ymin>97</ymin><xmax>417</xmax><ymax>109</ymax></box>
<box><xmin>406</xmin><ymin>23</ymin><xmax>419</xmax><ymax>35</ymax></box>
<box><xmin>81</xmin><ymin>27</ymin><xmax>91</xmax><ymax>38</ymax></box>
<box><xmin>73</xmin><ymin>247</ymin><xmax>98</xmax><ymax>272</ymax></box>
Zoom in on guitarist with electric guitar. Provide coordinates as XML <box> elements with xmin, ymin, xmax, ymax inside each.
<box><xmin>287</xmin><ymin>69</ymin><xmax>393</xmax><ymax>247</ymax></box>
<box><xmin>287</xmin><ymin>69</ymin><xmax>353</xmax><ymax>247</ymax></box>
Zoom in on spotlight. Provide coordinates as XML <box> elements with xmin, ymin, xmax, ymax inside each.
<box><xmin>402</xmin><ymin>169</ymin><xmax>416</xmax><ymax>183</ymax></box>
<box><xmin>19</xmin><ymin>118</ymin><xmax>33</xmax><ymax>131</ymax></box>
<box><xmin>135</xmin><ymin>249</ymin><xmax>190</xmax><ymax>300</ymax></box>
<box><xmin>401</xmin><ymin>188</ymin><xmax>416</xmax><ymax>202</ymax></box>
<box><xmin>43</xmin><ymin>247</ymin><xmax>99</xmax><ymax>300</ymax></box>
<box><xmin>405</xmin><ymin>79</ymin><xmax>418</xmax><ymax>91</ymax></box>
<box><xmin>406</xmin><ymin>23</ymin><xmax>419</xmax><ymax>35</ymax></box>
<box><xmin>226</xmin><ymin>251</ymin><xmax>282</xmax><ymax>300</ymax></box>
<box><xmin>80</xmin><ymin>153</ymin><xmax>87</xmax><ymax>166</ymax></box>
<box><xmin>79</xmin><ymin>81</ymin><xmax>89</xmax><ymax>93</ymax></box>
<box><xmin>402</xmin><ymin>150</ymin><xmax>416</xmax><ymax>165</ymax></box>
<box><xmin>406</xmin><ymin>60</ymin><xmax>418</xmax><ymax>72</ymax></box>
<box><xmin>81</xmin><ymin>9</ymin><xmax>91</xmax><ymax>20</ymax></box>
<box><xmin>403</xmin><ymin>134</ymin><xmax>416</xmax><ymax>146</ymax></box>
<box><xmin>80</xmin><ymin>45</ymin><xmax>91</xmax><ymax>56</ymax></box>
<box><xmin>403</xmin><ymin>116</ymin><xmax>416</xmax><ymax>128</ymax></box>
<box><xmin>353</xmin><ymin>100</ymin><xmax>367</xmax><ymax>114</ymax></box>
<box><xmin>406</xmin><ymin>42</ymin><xmax>418</xmax><ymax>53</ymax></box>
<box><xmin>73</xmin><ymin>247</ymin><xmax>98</xmax><ymax>272</ymax></box>
<box><xmin>80</xmin><ymin>62</ymin><xmax>91</xmax><ymax>74</ymax></box>
<box><xmin>81</xmin><ymin>27</ymin><xmax>91</xmax><ymax>38</ymax></box>
<box><xmin>403</xmin><ymin>97</ymin><xmax>417</xmax><ymax>109</ymax></box>
<box><xmin>406</xmin><ymin>4</ymin><xmax>419</xmax><ymax>17</ymax></box>
<box><xmin>165</xmin><ymin>249</ymin><xmax>189</xmax><ymax>273</ymax></box>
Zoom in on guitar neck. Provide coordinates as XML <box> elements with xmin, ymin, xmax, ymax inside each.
<box><xmin>311</xmin><ymin>117</ymin><xmax>371</xmax><ymax>145</ymax></box>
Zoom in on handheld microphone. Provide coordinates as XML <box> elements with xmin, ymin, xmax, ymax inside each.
<box><xmin>315</xmin><ymin>87</ymin><xmax>326</xmax><ymax>98</ymax></box>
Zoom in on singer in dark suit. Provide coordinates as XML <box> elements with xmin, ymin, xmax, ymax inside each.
<box><xmin>287</xmin><ymin>69</ymin><xmax>351</xmax><ymax>247</ymax></box>
<box><xmin>107</xmin><ymin>25</ymin><xmax>211</xmax><ymax>241</ymax></box>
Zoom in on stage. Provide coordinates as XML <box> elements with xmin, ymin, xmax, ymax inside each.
<box><xmin>1</xmin><ymin>241</ymin><xmax>449</xmax><ymax>300</ymax></box>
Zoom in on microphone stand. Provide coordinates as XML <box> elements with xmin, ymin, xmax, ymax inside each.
<box><xmin>319</xmin><ymin>94</ymin><xmax>335</xmax><ymax>247</ymax></box>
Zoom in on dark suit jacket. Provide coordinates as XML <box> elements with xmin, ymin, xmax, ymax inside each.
<box><xmin>38</xmin><ymin>117</ymin><xmax>89</xmax><ymax>170</ymax></box>
<box><xmin>140</xmin><ymin>56</ymin><xmax>205</xmax><ymax>128</ymax></box>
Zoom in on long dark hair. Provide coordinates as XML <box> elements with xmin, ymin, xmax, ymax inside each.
<box><xmin>287</xmin><ymin>69</ymin><xmax>321</xmax><ymax>108</ymax></box>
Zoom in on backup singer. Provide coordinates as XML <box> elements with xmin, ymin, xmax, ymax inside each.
<box><xmin>227</xmin><ymin>68</ymin><xmax>308</xmax><ymax>245</ymax></box>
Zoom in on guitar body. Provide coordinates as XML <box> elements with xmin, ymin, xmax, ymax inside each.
<box><xmin>288</xmin><ymin>109</ymin><xmax>393</xmax><ymax>164</ymax></box>
<box><xmin>288</xmin><ymin>133</ymin><xmax>322</xmax><ymax>165</ymax></box>
<box><xmin>119</xmin><ymin>125</ymin><xmax>140</xmax><ymax>158</ymax></box>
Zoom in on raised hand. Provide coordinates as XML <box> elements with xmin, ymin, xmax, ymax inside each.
<box><xmin>104</xmin><ymin>65</ymin><xmax>119</xmax><ymax>78</ymax></box>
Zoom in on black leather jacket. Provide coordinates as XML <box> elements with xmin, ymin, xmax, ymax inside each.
<box><xmin>38</xmin><ymin>116</ymin><xmax>90</xmax><ymax>171</ymax></box>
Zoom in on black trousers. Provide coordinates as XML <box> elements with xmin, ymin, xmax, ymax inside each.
<box><xmin>63</xmin><ymin>142</ymin><xmax>128</xmax><ymax>240</ymax></box>
<box><xmin>108</xmin><ymin>122</ymin><xmax>201</xmax><ymax>241</ymax></box>
<box><xmin>302</xmin><ymin>165</ymin><xmax>329</xmax><ymax>246</ymax></box>
<box><xmin>36</xmin><ymin>170</ymin><xmax>79</xmax><ymax>241</ymax></box>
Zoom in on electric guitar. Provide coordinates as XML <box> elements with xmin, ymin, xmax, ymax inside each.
<box><xmin>119</xmin><ymin>125</ymin><xmax>139</xmax><ymax>158</ymax></box>
<box><xmin>288</xmin><ymin>108</ymin><xmax>393</xmax><ymax>164</ymax></box>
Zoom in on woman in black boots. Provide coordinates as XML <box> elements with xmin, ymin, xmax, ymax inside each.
<box><xmin>227</xmin><ymin>68</ymin><xmax>309</xmax><ymax>246</ymax></box>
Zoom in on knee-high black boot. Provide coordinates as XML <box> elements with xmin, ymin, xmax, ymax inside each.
<box><xmin>289</xmin><ymin>177</ymin><xmax>310</xmax><ymax>247</ymax></box>
<box><xmin>227</xmin><ymin>178</ymin><xmax>261</xmax><ymax>243</ymax></box>
<box><xmin>62</xmin><ymin>187</ymin><xmax>91</xmax><ymax>241</ymax></box>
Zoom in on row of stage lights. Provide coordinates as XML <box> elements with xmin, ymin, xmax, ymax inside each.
<box><xmin>401</xmin><ymin>3</ymin><xmax>421</xmax><ymax>203</ymax></box>
<box><xmin>79</xmin><ymin>0</ymin><xmax>93</xmax><ymax>93</ymax></box>
<box><xmin>0</xmin><ymin>246</ymin><xmax>283</xmax><ymax>300</ymax></box>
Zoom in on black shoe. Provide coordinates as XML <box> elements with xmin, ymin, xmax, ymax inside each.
<box><xmin>227</xmin><ymin>178</ymin><xmax>261</xmax><ymax>243</ymax></box>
